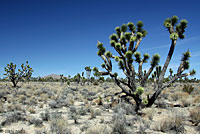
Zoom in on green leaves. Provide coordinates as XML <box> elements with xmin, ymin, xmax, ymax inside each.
<box><xmin>164</xmin><ymin>15</ymin><xmax>188</xmax><ymax>40</ymax></box>
<box><xmin>105</xmin><ymin>51</ymin><xmax>112</xmax><ymax>58</ymax></box>
<box><xmin>164</xmin><ymin>18</ymin><xmax>172</xmax><ymax>28</ymax></box>
<box><xmin>170</xmin><ymin>32</ymin><xmax>179</xmax><ymax>40</ymax></box>
<box><xmin>93</xmin><ymin>67</ymin><xmax>99</xmax><ymax>72</ymax></box>
<box><xmin>135</xmin><ymin>86</ymin><xmax>144</xmax><ymax>95</ymax></box>
<box><xmin>143</xmin><ymin>53</ymin><xmax>150</xmax><ymax>63</ymax></box>
<box><xmin>190</xmin><ymin>69</ymin><xmax>196</xmax><ymax>76</ymax></box>
<box><xmin>114</xmin><ymin>56</ymin><xmax>120</xmax><ymax>62</ymax></box>
<box><xmin>134</xmin><ymin>52</ymin><xmax>141</xmax><ymax>63</ymax></box>
<box><xmin>171</xmin><ymin>16</ymin><xmax>179</xmax><ymax>26</ymax></box>
<box><xmin>137</xmin><ymin>21</ymin><xmax>144</xmax><ymax>28</ymax></box>
<box><xmin>183</xmin><ymin>61</ymin><xmax>190</xmax><ymax>70</ymax></box>
<box><xmin>136</xmin><ymin>32</ymin><xmax>143</xmax><ymax>39</ymax></box>
<box><xmin>97</xmin><ymin>41</ymin><xmax>106</xmax><ymax>56</ymax></box>
<box><xmin>110</xmin><ymin>40</ymin><xmax>116</xmax><ymax>47</ymax></box>
<box><xmin>127</xmin><ymin>22</ymin><xmax>135</xmax><ymax>32</ymax></box>
<box><xmin>125</xmin><ymin>51</ymin><xmax>133</xmax><ymax>59</ymax></box>
<box><xmin>118</xmin><ymin>59</ymin><xmax>124</xmax><ymax>69</ymax></box>
<box><xmin>121</xmin><ymin>24</ymin><xmax>127</xmax><ymax>32</ymax></box>
<box><xmin>109</xmin><ymin>34</ymin><xmax>118</xmax><ymax>42</ymax></box>
<box><xmin>151</xmin><ymin>54</ymin><xmax>160</xmax><ymax>66</ymax></box>
<box><xmin>182</xmin><ymin>50</ymin><xmax>191</xmax><ymax>61</ymax></box>
<box><xmin>180</xmin><ymin>19</ymin><xmax>188</xmax><ymax>28</ymax></box>
<box><xmin>115</xmin><ymin>43</ymin><xmax>122</xmax><ymax>51</ymax></box>
<box><xmin>124</xmin><ymin>32</ymin><xmax>132</xmax><ymax>41</ymax></box>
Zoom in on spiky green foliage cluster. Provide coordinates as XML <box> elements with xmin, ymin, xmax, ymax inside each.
<box><xmin>97</xmin><ymin>41</ymin><xmax>106</xmax><ymax>56</ymax></box>
<box><xmin>164</xmin><ymin>16</ymin><xmax>188</xmax><ymax>40</ymax></box>
<box><xmin>135</xmin><ymin>86</ymin><xmax>144</xmax><ymax>95</ymax></box>
<box><xmin>189</xmin><ymin>69</ymin><xmax>196</xmax><ymax>76</ymax></box>
<box><xmin>109</xmin><ymin>21</ymin><xmax>147</xmax><ymax>50</ymax></box>
<box><xmin>93</xmin><ymin>67</ymin><xmax>99</xmax><ymax>72</ymax></box>
<box><xmin>85</xmin><ymin>66</ymin><xmax>92</xmax><ymax>72</ymax></box>
<box><xmin>105</xmin><ymin>51</ymin><xmax>112</xmax><ymax>58</ymax></box>
<box><xmin>4</xmin><ymin>61</ymin><xmax>33</xmax><ymax>87</ymax></box>
<box><xmin>143</xmin><ymin>53</ymin><xmax>150</xmax><ymax>63</ymax></box>
<box><xmin>134</xmin><ymin>52</ymin><xmax>141</xmax><ymax>63</ymax></box>
<box><xmin>150</xmin><ymin>54</ymin><xmax>160</xmax><ymax>66</ymax></box>
<box><xmin>181</xmin><ymin>50</ymin><xmax>191</xmax><ymax>70</ymax></box>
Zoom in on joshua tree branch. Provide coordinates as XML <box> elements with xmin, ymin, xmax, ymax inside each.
<box><xmin>158</xmin><ymin>40</ymin><xmax>177</xmax><ymax>87</ymax></box>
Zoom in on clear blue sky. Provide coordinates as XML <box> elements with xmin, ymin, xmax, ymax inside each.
<box><xmin>0</xmin><ymin>0</ymin><xmax>200</xmax><ymax>79</ymax></box>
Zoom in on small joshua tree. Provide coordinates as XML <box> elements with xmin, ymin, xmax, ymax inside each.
<box><xmin>85</xmin><ymin>66</ymin><xmax>92</xmax><ymax>84</ymax></box>
<box><xmin>4</xmin><ymin>61</ymin><xmax>33</xmax><ymax>87</ymax></box>
<box><xmin>94</xmin><ymin>16</ymin><xmax>196</xmax><ymax>112</ymax></box>
<box><xmin>169</xmin><ymin>68</ymin><xmax>173</xmax><ymax>80</ymax></box>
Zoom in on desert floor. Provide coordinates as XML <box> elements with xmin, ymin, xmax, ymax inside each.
<box><xmin>0</xmin><ymin>81</ymin><xmax>199</xmax><ymax>134</ymax></box>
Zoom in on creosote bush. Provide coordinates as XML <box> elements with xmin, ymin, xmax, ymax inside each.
<box><xmin>94</xmin><ymin>15</ymin><xmax>195</xmax><ymax>112</ymax></box>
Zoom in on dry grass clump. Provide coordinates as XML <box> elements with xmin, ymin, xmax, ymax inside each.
<box><xmin>156</xmin><ymin>111</ymin><xmax>185</xmax><ymax>133</ymax></box>
<box><xmin>0</xmin><ymin>103</ymin><xmax>4</xmax><ymax>113</ymax></box>
<box><xmin>50</xmin><ymin>117</ymin><xmax>71</xmax><ymax>134</ymax></box>
<box><xmin>193</xmin><ymin>95</ymin><xmax>200</xmax><ymax>105</ymax></box>
<box><xmin>170</xmin><ymin>91</ymin><xmax>189</xmax><ymax>101</ymax></box>
<box><xmin>111</xmin><ymin>108</ymin><xmax>129</xmax><ymax>134</ymax></box>
<box><xmin>86</xmin><ymin>124</ymin><xmax>111</xmax><ymax>134</ymax></box>
<box><xmin>190</xmin><ymin>107</ymin><xmax>200</xmax><ymax>125</ymax></box>
<box><xmin>28</xmin><ymin>106</ymin><xmax>36</xmax><ymax>114</ymax></box>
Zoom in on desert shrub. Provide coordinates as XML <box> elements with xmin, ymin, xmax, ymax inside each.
<box><xmin>86</xmin><ymin>124</ymin><xmax>111</xmax><ymax>134</ymax></box>
<box><xmin>111</xmin><ymin>108</ymin><xmax>129</xmax><ymax>134</ymax></box>
<box><xmin>5</xmin><ymin>128</ymin><xmax>26</xmax><ymax>134</ymax></box>
<box><xmin>155</xmin><ymin>98</ymin><xmax>167</xmax><ymax>108</ymax></box>
<box><xmin>28</xmin><ymin>106</ymin><xmax>36</xmax><ymax>114</ymax></box>
<box><xmin>94</xmin><ymin>108</ymin><xmax>102</xmax><ymax>116</ymax></box>
<box><xmin>93</xmin><ymin>81</ymin><xmax>99</xmax><ymax>86</ymax></box>
<box><xmin>157</xmin><ymin>112</ymin><xmax>185</xmax><ymax>133</ymax></box>
<box><xmin>182</xmin><ymin>84</ymin><xmax>194</xmax><ymax>94</ymax></box>
<box><xmin>78</xmin><ymin>107</ymin><xmax>87</xmax><ymax>115</ymax></box>
<box><xmin>180</xmin><ymin>97</ymin><xmax>192</xmax><ymax>107</ymax></box>
<box><xmin>49</xmin><ymin>100</ymin><xmax>57</xmax><ymax>108</ymax></box>
<box><xmin>89</xmin><ymin>108</ymin><xmax>95</xmax><ymax>119</ymax></box>
<box><xmin>197</xmin><ymin>124</ymin><xmax>200</xmax><ymax>132</ymax></box>
<box><xmin>69</xmin><ymin>106</ymin><xmax>79</xmax><ymax>124</ymax></box>
<box><xmin>113</xmin><ymin>102</ymin><xmax>136</xmax><ymax>115</ymax></box>
<box><xmin>138</xmin><ymin>118</ymin><xmax>150</xmax><ymax>134</ymax></box>
<box><xmin>28</xmin><ymin>117</ymin><xmax>43</xmax><ymax>127</ymax></box>
<box><xmin>50</xmin><ymin>117</ymin><xmax>71</xmax><ymax>134</ymax></box>
<box><xmin>0</xmin><ymin>104</ymin><xmax>4</xmax><ymax>113</ymax></box>
<box><xmin>1</xmin><ymin>111</ymin><xmax>26</xmax><ymax>126</ymax></box>
<box><xmin>40</xmin><ymin>110</ymin><xmax>50</xmax><ymax>121</ymax></box>
<box><xmin>190</xmin><ymin>107</ymin><xmax>200</xmax><ymax>125</ymax></box>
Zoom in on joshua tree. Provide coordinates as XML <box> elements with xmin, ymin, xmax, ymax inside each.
<box><xmin>85</xmin><ymin>66</ymin><xmax>92</xmax><ymax>84</ymax></box>
<box><xmin>74</xmin><ymin>73</ymin><xmax>81</xmax><ymax>84</ymax></box>
<box><xmin>4</xmin><ymin>61</ymin><xmax>33</xmax><ymax>87</ymax></box>
<box><xmin>94</xmin><ymin>16</ymin><xmax>195</xmax><ymax>112</ymax></box>
<box><xmin>169</xmin><ymin>68</ymin><xmax>173</xmax><ymax>80</ymax></box>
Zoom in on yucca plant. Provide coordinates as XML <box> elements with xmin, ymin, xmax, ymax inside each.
<box><xmin>94</xmin><ymin>16</ymin><xmax>195</xmax><ymax>112</ymax></box>
<box><xmin>4</xmin><ymin>61</ymin><xmax>33</xmax><ymax>87</ymax></box>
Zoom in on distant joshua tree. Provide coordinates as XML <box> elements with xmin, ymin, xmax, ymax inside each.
<box><xmin>85</xmin><ymin>66</ymin><xmax>92</xmax><ymax>84</ymax></box>
<box><xmin>94</xmin><ymin>16</ymin><xmax>196</xmax><ymax>112</ymax></box>
<box><xmin>169</xmin><ymin>68</ymin><xmax>173</xmax><ymax>80</ymax></box>
<box><xmin>4</xmin><ymin>61</ymin><xmax>33</xmax><ymax>87</ymax></box>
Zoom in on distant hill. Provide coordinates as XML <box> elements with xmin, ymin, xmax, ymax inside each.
<box><xmin>43</xmin><ymin>74</ymin><xmax>63</xmax><ymax>80</ymax></box>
